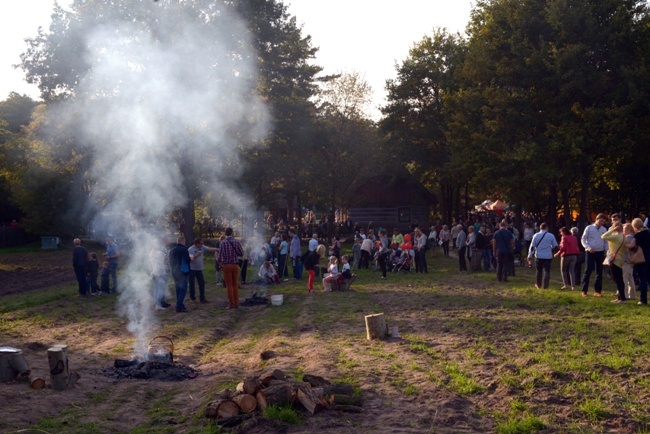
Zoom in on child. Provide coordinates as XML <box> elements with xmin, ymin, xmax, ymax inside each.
<box><xmin>100</xmin><ymin>261</ymin><xmax>111</xmax><ymax>294</ymax></box>
<box><xmin>86</xmin><ymin>252</ymin><xmax>100</xmax><ymax>295</ymax></box>
<box><xmin>623</xmin><ymin>223</ymin><xmax>636</xmax><ymax>300</ymax></box>
<box><xmin>339</xmin><ymin>255</ymin><xmax>352</xmax><ymax>279</ymax></box>
<box><xmin>322</xmin><ymin>256</ymin><xmax>339</xmax><ymax>292</ymax></box>
<box><xmin>352</xmin><ymin>237</ymin><xmax>362</xmax><ymax>270</ymax></box>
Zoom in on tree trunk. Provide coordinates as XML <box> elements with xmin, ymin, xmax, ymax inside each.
<box><xmin>365</xmin><ymin>313</ymin><xmax>387</xmax><ymax>340</ymax></box>
<box><xmin>561</xmin><ymin>187</ymin><xmax>572</xmax><ymax>228</ymax></box>
<box><xmin>547</xmin><ymin>181</ymin><xmax>558</xmax><ymax>234</ymax></box>
<box><xmin>578</xmin><ymin>167</ymin><xmax>591</xmax><ymax>229</ymax></box>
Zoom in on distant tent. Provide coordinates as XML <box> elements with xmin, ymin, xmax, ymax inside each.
<box><xmin>488</xmin><ymin>199</ymin><xmax>508</xmax><ymax>215</ymax></box>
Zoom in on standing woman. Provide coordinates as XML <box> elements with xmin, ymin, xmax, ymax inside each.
<box><xmin>627</xmin><ymin>218</ymin><xmax>650</xmax><ymax>305</ymax></box>
<box><xmin>554</xmin><ymin>227</ymin><xmax>580</xmax><ymax>290</ymax></box>
<box><xmin>439</xmin><ymin>225</ymin><xmax>451</xmax><ymax>257</ymax></box>
<box><xmin>277</xmin><ymin>234</ymin><xmax>289</xmax><ymax>278</ymax></box>
<box><xmin>377</xmin><ymin>229</ymin><xmax>390</xmax><ymax>280</ymax></box>
<box><xmin>304</xmin><ymin>244</ymin><xmax>326</xmax><ymax>293</ymax></box>
<box><xmin>416</xmin><ymin>228</ymin><xmax>428</xmax><ymax>273</ymax></box>
<box><xmin>601</xmin><ymin>221</ymin><xmax>627</xmax><ymax>303</ymax></box>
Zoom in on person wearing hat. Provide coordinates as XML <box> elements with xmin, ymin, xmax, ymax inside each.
<box><xmin>580</xmin><ymin>213</ymin><xmax>608</xmax><ymax>297</ymax></box>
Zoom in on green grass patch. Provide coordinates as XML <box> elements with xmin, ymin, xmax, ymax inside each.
<box><xmin>262</xmin><ymin>404</ymin><xmax>303</xmax><ymax>425</ymax></box>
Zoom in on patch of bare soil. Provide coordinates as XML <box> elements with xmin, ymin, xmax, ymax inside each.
<box><xmin>0</xmin><ymin>249</ymin><xmax>74</xmax><ymax>295</ymax></box>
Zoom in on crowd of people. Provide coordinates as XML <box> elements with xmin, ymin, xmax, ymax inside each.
<box><xmin>71</xmin><ymin>212</ymin><xmax>650</xmax><ymax>313</ymax></box>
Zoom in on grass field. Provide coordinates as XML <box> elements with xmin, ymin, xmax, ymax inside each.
<box><xmin>0</xmin><ymin>244</ymin><xmax>649</xmax><ymax>433</ymax></box>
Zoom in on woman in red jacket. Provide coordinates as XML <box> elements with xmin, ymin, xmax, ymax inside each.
<box><xmin>554</xmin><ymin>227</ymin><xmax>581</xmax><ymax>290</ymax></box>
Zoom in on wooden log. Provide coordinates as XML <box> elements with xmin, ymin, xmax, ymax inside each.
<box><xmin>52</xmin><ymin>344</ymin><xmax>69</xmax><ymax>379</ymax></box>
<box><xmin>236</xmin><ymin>379</ymin><xmax>259</xmax><ymax>395</ymax></box>
<box><xmin>333</xmin><ymin>404</ymin><xmax>363</xmax><ymax>413</ymax></box>
<box><xmin>47</xmin><ymin>347</ymin><xmax>69</xmax><ymax>391</ymax></box>
<box><xmin>255</xmin><ymin>381</ymin><xmax>295</xmax><ymax>410</ymax></box>
<box><xmin>31</xmin><ymin>377</ymin><xmax>46</xmax><ymax>390</ymax></box>
<box><xmin>302</xmin><ymin>374</ymin><xmax>330</xmax><ymax>388</ymax></box>
<box><xmin>260</xmin><ymin>375</ymin><xmax>275</xmax><ymax>387</ymax></box>
<box><xmin>330</xmin><ymin>393</ymin><xmax>363</xmax><ymax>406</ymax></box>
<box><xmin>255</xmin><ymin>390</ymin><xmax>268</xmax><ymax>411</ymax></box>
<box><xmin>323</xmin><ymin>383</ymin><xmax>355</xmax><ymax>396</ymax></box>
<box><xmin>271</xmin><ymin>369</ymin><xmax>286</xmax><ymax>381</ymax></box>
<box><xmin>205</xmin><ymin>399</ymin><xmax>240</xmax><ymax>419</ymax></box>
<box><xmin>297</xmin><ymin>386</ymin><xmax>324</xmax><ymax>414</ymax></box>
<box><xmin>232</xmin><ymin>394</ymin><xmax>257</xmax><ymax>413</ymax></box>
<box><xmin>365</xmin><ymin>313</ymin><xmax>387</xmax><ymax>340</ymax></box>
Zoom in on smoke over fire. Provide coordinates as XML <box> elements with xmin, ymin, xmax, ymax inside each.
<box><xmin>47</xmin><ymin>1</ymin><xmax>268</xmax><ymax>357</ymax></box>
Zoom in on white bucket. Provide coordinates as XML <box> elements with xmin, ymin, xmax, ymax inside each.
<box><xmin>271</xmin><ymin>294</ymin><xmax>284</xmax><ymax>306</ymax></box>
<box><xmin>391</xmin><ymin>326</ymin><xmax>399</xmax><ymax>338</ymax></box>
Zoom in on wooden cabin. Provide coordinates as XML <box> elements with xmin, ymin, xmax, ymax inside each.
<box><xmin>346</xmin><ymin>174</ymin><xmax>436</xmax><ymax>231</ymax></box>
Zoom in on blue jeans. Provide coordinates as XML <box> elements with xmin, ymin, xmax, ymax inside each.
<box><xmin>153</xmin><ymin>275</ymin><xmax>166</xmax><ymax>307</ymax></box>
<box><xmin>635</xmin><ymin>262</ymin><xmax>648</xmax><ymax>304</ymax></box>
<box><xmin>535</xmin><ymin>258</ymin><xmax>552</xmax><ymax>289</ymax></box>
<box><xmin>188</xmin><ymin>269</ymin><xmax>206</xmax><ymax>300</ymax></box>
<box><xmin>582</xmin><ymin>251</ymin><xmax>605</xmax><ymax>294</ymax></box>
<box><xmin>74</xmin><ymin>266</ymin><xmax>88</xmax><ymax>295</ymax></box>
<box><xmin>109</xmin><ymin>263</ymin><xmax>118</xmax><ymax>292</ymax></box>
<box><xmin>293</xmin><ymin>258</ymin><xmax>303</xmax><ymax>279</ymax></box>
<box><xmin>481</xmin><ymin>248</ymin><xmax>493</xmax><ymax>271</ymax></box>
<box><xmin>173</xmin><ymin>272</ymin><xmax>188</xmax><ymax>311</ymax></box>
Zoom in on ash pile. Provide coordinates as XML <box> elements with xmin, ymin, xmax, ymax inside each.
<box><xmin>103</xmin><ymin>358</ymin><xmax>198</xmax><ymax>381</ymax></box>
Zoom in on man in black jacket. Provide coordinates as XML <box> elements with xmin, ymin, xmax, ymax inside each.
<box><xmin>169</xmin><ymin>237</ymin><xmax>193</xmax><ymax>313</ymax></box>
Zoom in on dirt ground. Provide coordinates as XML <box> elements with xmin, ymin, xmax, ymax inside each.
<box><xmin>0</xmin><ymin>249</ymin><xmax>74</xmax><ymax>296</ymax></box>
<box><xmin>0</xmin><ymin>248</ymin><xmax>645</xmax><ymax>433</ymax></box>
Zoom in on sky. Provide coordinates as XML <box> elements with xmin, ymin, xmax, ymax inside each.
<box><xmin>0</xmin><ymin>0</ymin><xmax>474</xmax><ymax>119</ymax></box>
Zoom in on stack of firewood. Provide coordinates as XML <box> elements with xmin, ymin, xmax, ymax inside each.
<box><xmin>205</xmin><ymin>369</ymin><xmax>362</xmax><ymax>422</ymax></box>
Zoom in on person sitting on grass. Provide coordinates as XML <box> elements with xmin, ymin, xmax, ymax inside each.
<box><xmin>258</xmin><ymin>260</ymin><xmax>280</xmax><ymax>285</ymax></box>
<box><xmin>322</xmin><ymin>256</ymin><xmax>339</xmax><ymax>292</ymax></box>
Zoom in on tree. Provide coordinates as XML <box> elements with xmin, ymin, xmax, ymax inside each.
<box><xmin>18</xmin><ymin>0</ymin><xmax>319</xmax><ymax>238</ymax></box>
<box><xmin>381</xmin><ymin>29</ymin><xmax>467</xmax><ymax>223</ymax></box>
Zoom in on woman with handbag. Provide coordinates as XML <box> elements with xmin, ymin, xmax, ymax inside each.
<box><xmin>601</xmin><ymin>221</ymin><xmax>627</xmax><ymax>303</ymax></box>
<box><xmin>627</xmin><ymin>218</ymin><xmax>650</xmax><ymax>305</ymax></box>
<box><xmin>555</xmin><ymin>227</ymin><xmax>580</xmax><ymax>290</ymax></box>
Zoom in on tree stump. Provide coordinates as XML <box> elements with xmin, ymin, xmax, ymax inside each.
<box><xmin>365</xmin><ymin>313</ymin><xmax>387</xmax><ymax>340</ymax></box>
<box><xmin>47</xmin><ymin>347</ymin><xmax>69</xmax><ymax>391</ymax></box>
<box><xmin>233</xmin><ymin>394</ymin><xmax>257</xmax><ymax>413</ymax></box>
<box><xmin>0</xmin><ymin>348</ymin><xmax>30</xmax><ymax>382</ymax></box>
<box><xmin>31</xmin><ymin>377</ymin><xmax>46</xmax><ymax>390</ymax></box>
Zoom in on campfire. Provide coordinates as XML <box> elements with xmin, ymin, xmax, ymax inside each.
<box><xmin>103</xmin><ymin>336</ymin><xmax>198</xmax><ymax>381</ymax></box>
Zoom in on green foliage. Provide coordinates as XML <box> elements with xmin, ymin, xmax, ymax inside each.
<box><xmin>495</xmin><ymin>413</ymin><xmax>547</xmax><ymax>434</ymax></box>
<box><xmin>262</xmin><ymin>404</ymin><xmax>303</xmax><ymax>425</ymax></box>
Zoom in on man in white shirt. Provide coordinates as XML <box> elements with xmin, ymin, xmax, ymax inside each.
<box><xmin>580</xmin><ymin>213</ymin><xmax>608</xmax><ymax>297</ymax></box>
<box><xmin>308</xmin><ymin>234</ymin><xmax>318</xmax><ymax>252</ymax></box>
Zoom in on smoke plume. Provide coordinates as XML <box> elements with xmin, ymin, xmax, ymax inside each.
<box><xmin>49</xmin><ymin>1</ymin><xmax>268</xmax><ymax>357</ymax></box>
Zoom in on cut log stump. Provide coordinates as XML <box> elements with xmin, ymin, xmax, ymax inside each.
<box><xmin>233</xmin><ymin>394</ymin><xmax>257</xmax><ymax>413</ymax></box>
<box><xmin>297</xmin><ymin>385</ymin><xmax>324</xmax><ymax>414</ymax></box>
<box><xmin>205</xmin><ymin>399</ymin><xmax>240</xmax><ymax>419</ymax></box>
<box><xmin>236</xmin><ymin>379</ymin><xmax>259</xmax><ymax>396</ymax></box>
<box><xmin>47</xmin><ymin>346</ymin><xmax>69</xmax><ymax>391</ymax></box>
<box><xmin>365</xmin><ymin>313</ymin><xmax>387</xmax><ymax>340</ymax></box>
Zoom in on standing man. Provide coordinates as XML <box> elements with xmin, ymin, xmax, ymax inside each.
<box><xmin>104</xmin><ymin>236</ymin><xmax>120</xmax><ymax>293</ymax></box>
<box><xmin>476</xmin><ymin>226</ymin><xmax>490</xmax><ymax>272</ymax></box>
<box><xmin>456</xmin><ymin>224</ymin><xmax>467</xmax><ymax>272</ymax></box>
<box><xmin>169</xmin><ymin>236</ymin><xmax>192</xmax><ymax>313</ymax></box>
<box><xmin>188</xmin><ymin>238</ymin><xmax>217</xmax><ymax>303</ymax></box>
<box><xmin>289</xmin><ymin>229</ymin><xmax>302</xmax><ymax>280</ymax></box>
<box><xmin>72</xmin><ymin>238</ymin><xmax>89</xmax><ymax>296</ymax></box>
<box><xmin>493</xmin><ymin>221</ymin><xmax>515</xmax><ymax>282</ymax></box>
<box><xmin>218</xmin><ymin>227</ymin><xmax>244</xmax><ymax>309</ymax></box>
<box><xmin>581</xmin><ymin>213</ymin><xmax>608</xmax><ymax>297</ymax></box>
<box><xmin>527</xmin><ymin>222</ymin><xmax>558</xmax><ymax>289</ymax></box>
